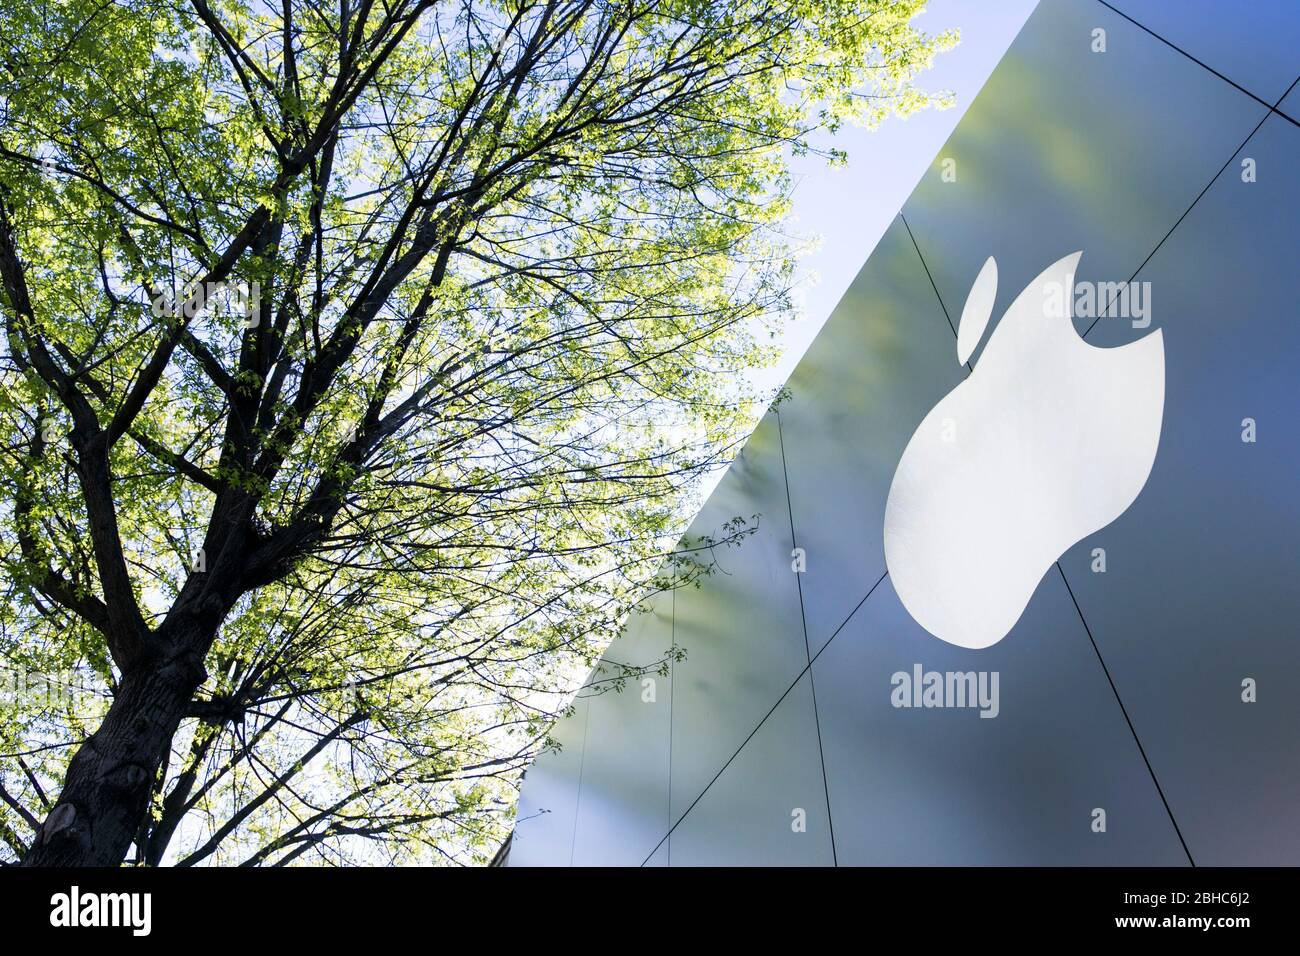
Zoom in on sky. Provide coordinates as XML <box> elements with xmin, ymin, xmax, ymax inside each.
<box><xmin>759</xmin><ymin>0</ymin><xmax>1041</xmax><ymax>396</ymax></box>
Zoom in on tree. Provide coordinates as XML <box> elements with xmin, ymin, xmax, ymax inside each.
<box><xmin>0</xmin><ymin>0</ymin><xmax>952</xmax><ymax>866</ymax></box>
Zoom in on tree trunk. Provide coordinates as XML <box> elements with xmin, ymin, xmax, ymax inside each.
<box><xmin>22</xmin><ymin>644</ymin><xmax>208</xmax><ymax>867</ymax></box>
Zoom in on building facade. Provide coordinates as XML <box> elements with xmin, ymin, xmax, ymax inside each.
<box><xmin>508</xmin><ymin>0</ymin><xmax>1300</xmax><ymax>866</ymax></box>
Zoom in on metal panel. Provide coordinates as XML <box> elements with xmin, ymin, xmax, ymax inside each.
<box><xmin>900</xmin><ymin>0</ymin><xmax>1267</xmax><ymax>363</ymax></box>
<box><xmin>1280</xmin><ymin>81</ymin><xmax>1300</xmax><ymax>121</ymax></box>
<box><xmin>509</xmin><ymin>694</ymin><xmax>588</xmax><ymax>866</ymax></box>
<box><xmin>666</xmin><ymin>672</ymin><xmax>834</xmax><ymax>866</ymax></box>
<box><xmin>812</xmin><ymin>574</ymin><xmax>1188</xmax><ymax>864</ymax></box>
<box><xmin>1106</xmin><ymin>0</ymin><xmax>1300</xmax><ymax>104</ymax></box>
<box><xmin>1060</xmin><ymin>113</ymin><xmax>1300</xmax><ymax>864</ymax></box>
<box><xmin>777</xmin><ymin>217</ymin><xmax>964</xmax><ymax>653</ymax></box>
<box><xmin>570</xmin><ymin>593</ymin><xmax>674</xmax><ymax>865</ymax></box>
<box><xmin>668</xmin><ymin>411</ymin><xmax>809</xmax><ymax>823</ymax></box>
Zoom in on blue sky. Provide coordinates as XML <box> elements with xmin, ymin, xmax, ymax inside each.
<box><xmin>762</xmin><ymin>0</ymin><xmax>1040</xmax><ymax>394</ymax></box>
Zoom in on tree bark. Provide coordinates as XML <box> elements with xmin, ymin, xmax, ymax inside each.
<box><xmin>21</xmin><ymin>642</ymin><xmax>208</xmax><ymax>867</ymax></box>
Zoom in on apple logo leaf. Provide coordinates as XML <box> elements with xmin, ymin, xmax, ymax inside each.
<box><xmin>956</xmin><ymin>256</ymin><xmax>997</xmax><ymax>366</ymax></box>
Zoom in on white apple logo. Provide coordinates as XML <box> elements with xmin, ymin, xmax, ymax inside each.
<box><xmin>883</xmin><ymin>252</ymin><xmax>1164</xmax><ymax>649</ymax></box>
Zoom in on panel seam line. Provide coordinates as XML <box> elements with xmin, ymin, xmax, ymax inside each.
<box><xmin>777</xmin><ymin>408</ymin><xmax>839</xmax><ymax>865</ymax></box>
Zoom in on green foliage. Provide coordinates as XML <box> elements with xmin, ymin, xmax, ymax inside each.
<box><xmin>0</xmin><ymin>0</ymin><xmax>952</xmax><ymax>864</ymax></box>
